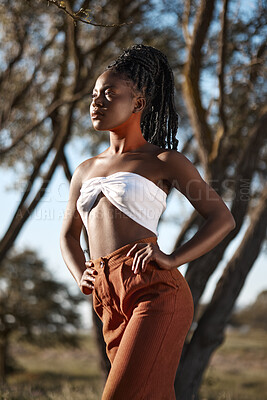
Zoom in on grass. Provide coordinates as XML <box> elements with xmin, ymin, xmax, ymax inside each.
<box><xmin>1</xmin><ymin>328</ymin><xmax>267</xmax><ymax>399</ymax></box>
<box><xmin>200</xmin><ymin>328</ymin><xmax>267</xmax><ymax>400</ymax></box>
<box><xmin>1</xmin><ymin>332</ymin><xmax>105</xmax><ymax>400</ymax></box>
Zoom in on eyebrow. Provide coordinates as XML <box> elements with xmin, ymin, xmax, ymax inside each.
<box><xmin>93</xmin><ymin>85</ymin><xmax>117</xmax><ymax>92</ymax></box>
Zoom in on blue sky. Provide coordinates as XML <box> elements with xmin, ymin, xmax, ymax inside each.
<box><xmin>1</xmin><ymin>135</ymin><xmax>266</xmax><ymax>329</ymax></box>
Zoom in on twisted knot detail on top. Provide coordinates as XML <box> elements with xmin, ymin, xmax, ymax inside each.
<box><xmin>76</xmin><ymin>171</ymin><xmax>167</xmax><ymax>236</ymax></box>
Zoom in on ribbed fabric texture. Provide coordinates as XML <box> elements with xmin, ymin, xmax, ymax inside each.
<box><xmin>90</xmin><ymin>237</ymin><xmax>194</xmax><ymax>400</ymax></box>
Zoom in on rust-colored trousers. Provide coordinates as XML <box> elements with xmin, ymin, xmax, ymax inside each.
<box><xmin>91</xmin><ymin>236</ymin><xmax>194</xmax><ymax>400</ymax></box>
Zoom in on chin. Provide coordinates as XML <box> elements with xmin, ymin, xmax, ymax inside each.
<box><xmin>91</xmin><ymin>117</ymin><xmax>130</xmax><ymax>131</ymax></box>
<box><xmin>91</xmin><ymin>121</ymin><xmax>106</xmax><ymax>130</ymax></box>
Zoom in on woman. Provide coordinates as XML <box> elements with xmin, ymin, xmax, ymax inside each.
<box><xmin>60</xmin><ymin>44</ymin><xmax>236</xmax><ymax>399</ymax></box>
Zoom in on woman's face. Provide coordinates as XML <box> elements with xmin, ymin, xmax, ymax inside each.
<box><xmin>89</xmin><ymin>70</ymin><xmax>140</xmax><ymax>131</ymax></box>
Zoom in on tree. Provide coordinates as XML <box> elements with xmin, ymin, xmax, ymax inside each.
<box><xmin>172</xmin><ymin>1</ymin><xmax>267</xmax><ymax>398</ymax></box>
<box><xmin>0</xmin><ymin>0</ymin><xmax>182</xmax><ymax>380</ymax></box>
<box><xmin>0</xmin><ymin>248</ymin><xmax>82</xmax><ymax>382</ymax></box>
<box><xmin>0</xmin><ymin>0</ymin><xmax>155</xmax><ymax>261</ymax></box>
<box><xmin>1</xmin><ymin>0</ymin><xmax>267</xmax><ymax>398</ymax></box>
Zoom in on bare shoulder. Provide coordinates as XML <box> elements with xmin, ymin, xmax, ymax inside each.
<box><xmin>157</xmin><ymin>148</ymin><xmax>190</xmax><ymax>163</ymax></box>
<box><xmin>157</xmin><ymin>148</ymin><xmax>205</xmax><ymax>194</ymax></box>
<box><xmin>72</xmin><ymin>153</ymin><xmax>102</xmax><ymax>183</ymax></box>
<box><xmin>158</xmin><ymin>149</ymin><xmax>198</xmax><ymax>177</ymax></box>
<box><xmin>68</xmin><ymin>156</ymin><xmax>99</xmax><ymax>202</ymax></box>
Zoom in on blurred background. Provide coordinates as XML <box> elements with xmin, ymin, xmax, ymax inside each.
<box><xmin>0</xmin><ymin>0</ymin><xmax>266</xmax><ymax>399</ymax></box>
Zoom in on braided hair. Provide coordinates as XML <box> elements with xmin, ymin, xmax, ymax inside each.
<box><xmin>105</xmin><ymin>44</ymin><xmax>179</xmax><ymax>150</ymax></box>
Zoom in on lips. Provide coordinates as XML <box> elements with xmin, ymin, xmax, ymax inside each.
<box><xmin>91</xmin><ymin>109</ymin><xmax>104</xmax><ymax>118</ymax></box>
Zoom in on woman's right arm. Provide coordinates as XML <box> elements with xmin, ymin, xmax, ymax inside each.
<box><xmin>60</xmin><ymin>166</ymin><xmax>96</xmax><ymax>295</ymax></box>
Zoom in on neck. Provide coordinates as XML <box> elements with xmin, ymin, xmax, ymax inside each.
<box><xmin>108</xmin><ymin>113</ymin><xmax>147</xmax><ymax>154</ymax></box>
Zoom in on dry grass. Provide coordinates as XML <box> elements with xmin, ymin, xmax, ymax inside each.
<box><xmin>1</xmin><ymin>332</ymin><xmax>105</xmax><ymax>400</ymax></box>
<box><xmin>1</xmin><ymin>328</ymin><xmax>266</xmax><ymax>399</ymax></box>
<box><xmin>200</xmin><ymin>328</ymin><xmax>267</xmax><ymax>400</ymax></box>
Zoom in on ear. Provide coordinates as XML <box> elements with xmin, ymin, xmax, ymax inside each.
<box><xmin>133</xmin><ymin>97</ymin><xmax>146</xmax><ymax>114</ymax></box>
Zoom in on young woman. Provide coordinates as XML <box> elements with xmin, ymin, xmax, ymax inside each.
<box><xmin>60</xmin><ymin>44</ymin><xmax>236</xmax><ymax>399</ymax></box>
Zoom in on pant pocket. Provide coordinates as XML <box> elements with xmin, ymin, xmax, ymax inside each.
<box><xmin>119</xmin><ymin>259</ymin><xmax>154</xmax><ymax>295</ymax></box>
<box><xmin>119</xmin><ymin>259</ymin><xmax>156</xmax><ymax>317</ymax></box>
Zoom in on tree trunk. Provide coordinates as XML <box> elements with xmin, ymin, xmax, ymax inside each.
<box><xmin>182</xmin><ymin>0</ymin><xmax>216</xmax><ymax>174</ymax></box>
<box><xmin>184</xmin><ymin>112</ymin><xmax>267</xmax><ymax>310</ymax></box>
<box><xmin>0</xmin><ymin>333</ymin><xmax>8</xmax><ymax>384</ymax></box>
<box><xmin>175</xmin><ymin>186</ymin><xmax>267</xmax><ymax>399</ymax></box>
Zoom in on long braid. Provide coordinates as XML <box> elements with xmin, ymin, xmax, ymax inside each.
<box><xmin>105</xmin><ymin>44</ymin><xmax>179</xmax><ymax>150</ymax></box>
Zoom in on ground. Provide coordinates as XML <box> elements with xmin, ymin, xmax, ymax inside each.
<box><xmin>1</xmin><ymin>328</ymin><xmax>267</xmax><ymax>400</ymax></box>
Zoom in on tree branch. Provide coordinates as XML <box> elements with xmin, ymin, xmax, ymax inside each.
<box><xmin>182</xmin><ymin>0</ymin><xmax>192</xmax><ymax>47</ymax></box>
<box><xmin>249</xmin><ymin>41</ymin><xmax>266</xmax><ymax>83</ymax></box>
<box><xmin>0</xmin><ymin>141</ymin><xmax>55</xmax><ymax>262</ymax></box>
<box><xmin>59</xmin><ymin>149</ymin><xmax>72</xmax><ymax>182</ymax></box>
<box><xmin>0</xmin><ymin>105</ymin><xmax>74</xmax><ymax>264</ymax></box>
<box><xmin>84</xmin><ymin>0</ymin><xmax>143</xmax><ymax>58</ymax></box>
<box><xmin>0</xmin><ymin>9</ymin><xmax>28</xmax><ymax>87</ymax></box>
<box><xmin>0</xmin><ymin>86</ymin><xmax>91</xmax><ymax>156</ymax></box>
<box><xmin>182</xmin><ymin>0</ymin><xmax>216</xmax><ymax>175</ymax></box>
<box><xmin>1</xmin><ymin>30</ymin><xmax>59</xmax><ymax>129</ymax></box>
<box><xmin>217</xmin><ymin>0</ymin><xmax>229</xmax><ymax>134</ymax></box>
<box><xmin>46</xmin><ymin>0</ymin><xmax>132</xmax><ymax>27</ymax></box>
<box><xmin>184</xmin><ymin>110</ymin><xmax>267</xmax><ymax>310</ymax></box>
<box><xmin>208</xmin><ymin>0</ymin><xmax>230</xmax><ymax>167</ymax></box>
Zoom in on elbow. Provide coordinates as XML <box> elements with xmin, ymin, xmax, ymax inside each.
<box><xmin>59</xmin><ymin>229</ymin><xmax>72</xmax><ymax>251</ymax></box>
<box><xmin>59</xmin><ymin>232</ymin><xmax>74</xmax><ymax>257</ymax></box>
<box><xmin>230</xmin><ymin>215</ymin><xmax>236</xmax><ymax>230</ymax></box>
<box><xmin>208</xmin><ymin>208</ymin><xmax>236</xmax><ymax>233</ymax></box>
<box><xmin>223</xmin><ymin>210</ymin><xmax>236</xmax><ymax>233</ymax></box>
<box><xmin>60</xmin><ymin>230</ymin><xmax>80</xmax><ymax>247</ymax></box>
<box><xmin>60</xmin><ymin>227</ymin><xmax>67</xmax><ymax>245</ymax></box>
<box><xmin>60</xmin><ymin>232</ymin><xmax>67</xmax><ymax>253</ymax></box>
<box><xmin>60</xmin><ymin>231</ymin><xmax>71</xmax><ymax>246</ymax></box>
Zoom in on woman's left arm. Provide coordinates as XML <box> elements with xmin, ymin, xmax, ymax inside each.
<box><xmin>127</xmin><ymin>151</ymin><xmax>236</xmax><ymax>274</ymax></box>
<box><xmin>165</xmin><ymin>150</ymin><xmax>236</xmax><ymax>268</ymax></box>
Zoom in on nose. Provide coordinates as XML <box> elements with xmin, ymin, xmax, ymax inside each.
<box><xmin>91</xmin><ymin>93</ymin><xmax>103</xmax><ymax>107</ymax></box>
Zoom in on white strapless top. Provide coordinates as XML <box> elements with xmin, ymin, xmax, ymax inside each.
<box><xmin>76</xmin><ymin>171</ymin><xmax>167</xmax><ymax>236</ymax></box>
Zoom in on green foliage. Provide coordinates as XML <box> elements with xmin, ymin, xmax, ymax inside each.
<box><xmin>0</xmin><ymin>248</ymin><xmax>82</xmax><ymax>344</ymax></box>
<box><xmin>0</xmin><ymin>247</ymin><xmax>85</xmax><ymax>380</ymax></box>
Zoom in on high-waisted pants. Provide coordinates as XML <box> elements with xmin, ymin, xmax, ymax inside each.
<box><xmin>90</xmin><ymin>236</ymin><xmax>194</xmax><ymax>400</ymax></box>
